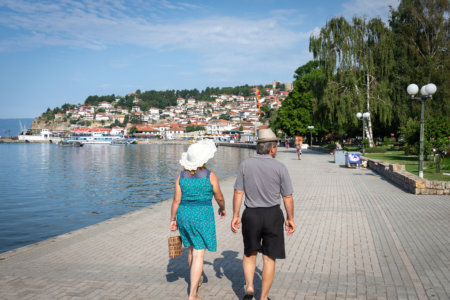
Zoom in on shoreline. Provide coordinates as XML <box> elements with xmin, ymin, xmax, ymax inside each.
<box><xmin>0</xmin><ymin>142</ymin><xmax>255</xmax><ymax>255</ymax></box>
<box><xmin>0</xmin><ymin>137</ymin><xmax>257</xmax><ymax>149</ymax></box>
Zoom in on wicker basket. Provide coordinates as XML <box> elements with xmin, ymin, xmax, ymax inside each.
<box><xmin>168</xmin><ymin>235</ymin><xmax>183</xmax><ymax>258</ymax></box>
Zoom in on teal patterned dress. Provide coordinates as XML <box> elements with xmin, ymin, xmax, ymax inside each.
<box><xmin>177</xmin><ymin>169</ymin><xmax>217</xmax><ymax>251</ymax></box>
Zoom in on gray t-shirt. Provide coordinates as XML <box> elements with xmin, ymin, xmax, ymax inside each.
<box><xmin>234</xmin><ymin>154</ymin><xmax>294</xmax><ymax>208</ymax></box>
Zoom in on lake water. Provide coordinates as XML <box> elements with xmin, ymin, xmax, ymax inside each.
<box><xmin>0</xmin><ymin>143</ymin><xmax>254</xmax><ymax>254</ymax></box>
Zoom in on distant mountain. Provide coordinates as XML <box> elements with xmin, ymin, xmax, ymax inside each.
<box><xmin>0</xmin><ymin>118</ymin><xmax>34</xmax><ymax>136</ymax></box>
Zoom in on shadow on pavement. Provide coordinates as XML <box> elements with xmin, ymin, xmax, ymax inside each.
<box><xmin>166</xmin><ymin>248</ymin><xmax>190</xmax><ymax>295</ymax></box>
<box><xmin>166</xmin><ymin>249</ymin><xmax>263</xmax><ymax>299</ymax></box>
<box><xmin>213</xmin><ymin>250</ymin><xmax>262</xmax><ymax>299</ymax></box>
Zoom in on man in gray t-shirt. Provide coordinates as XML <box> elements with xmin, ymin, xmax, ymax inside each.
<box><xmin>231</xmin><ymin>128</ymin><xmax>295</xmax><ymax>300</ymax></box>
<box><xmin>234</xmin><ymin>154</ymin><xmax>293</xmax><ymax>208</ymax></box>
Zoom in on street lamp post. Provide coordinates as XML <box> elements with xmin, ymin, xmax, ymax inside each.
<box><xmin>356</xmin><ymin>112</ymin><xmax>370</xmax><ymax>156</ymax></box>
<box><xmin>307</xmin><ymin>126</ymin><xmax>314</xmax><ymax>148</ymax></box>
<box><xmin>406</xmin><ymin>83</ymin><xmax>437</xmax><ymax>178</ymax></box>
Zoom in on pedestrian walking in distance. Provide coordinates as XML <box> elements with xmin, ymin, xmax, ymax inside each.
<box><xmin>231</xmin><ymin>128</ymin><xmax>295</xmax><ymax>300</ymax></box>
<box><xmin>295</xmin><ymin>138</ymin><xmax>302</xmax><ymax>160</ymax></box>
<box><xmin>170</xmin><ymin>139</ymin><xmax>226</xmax><ymax>300</ymax></box>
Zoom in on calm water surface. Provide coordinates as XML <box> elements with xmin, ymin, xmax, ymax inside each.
<box><xmin>0</xmin><ymin>143</ymin><xmax>254</xmax><ymax>253</ymax></box>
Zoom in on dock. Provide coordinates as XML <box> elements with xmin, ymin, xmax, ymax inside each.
<box><xmin>1</xmin><ymin>148</ymin><xmax>449</xmax><ymax>299</ymax></box>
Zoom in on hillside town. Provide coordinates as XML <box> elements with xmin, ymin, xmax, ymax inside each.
<box><xmin>47</xmin><ymin>82</ymin><xmax>292</xmax><ymax>143</ymax></box>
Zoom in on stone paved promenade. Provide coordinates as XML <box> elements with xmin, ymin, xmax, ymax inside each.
<box><xmin>1</xmin><ymin>149</ymin><xmax>449</xmax><ymax>300</ymax></box>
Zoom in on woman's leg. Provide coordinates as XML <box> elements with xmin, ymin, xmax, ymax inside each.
<box><xmin>188</xmin><ymin>246</ymin><xmax>193</xmax><ymax>267</ymax></box>
<box><xmin>188</xmin><ymin>248</ymin><xmax>205</xmax><ymax>300</ymax></box>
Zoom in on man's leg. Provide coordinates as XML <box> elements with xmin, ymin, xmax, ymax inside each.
<box><xmin>260</xmin><ymin>254</ymin><xmax>276</xmax><ymax>300</ymax></box>
<box><xmin>242</xmin><ymin>251</ymin><xmax>257</xmax><ymax>293</ymax></box>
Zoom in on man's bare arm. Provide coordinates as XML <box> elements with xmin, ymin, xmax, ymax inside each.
<box><xmin>282</xmin><ymin>194</ymin><xmax>295</xmax><ymax>235</ymax></box>
<box><xmin>231</xmin><ymin>189</ymin><xmax>245</xmax><ymax>233</ymax></box>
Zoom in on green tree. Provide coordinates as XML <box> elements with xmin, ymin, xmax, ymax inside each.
<box><xmin>186</xmin><ymin>125</ymin><xmax>206</xmax><ymax>133</ymax></box>
<box><xmin>425</xmin><ymin>117</ymin><xmax>450</xmax><ymax>172</ymax></box>
<box><xmin>129</xmin><ymin>126</ymin><xmax>137</xmax><ymax>134</ymax></box>
<box><xmin>129</xmin><ymin>114</ymin><xmax>142</xmax><ymax>125</ymax></box>
<box><xmin>389</xmin><ymin>0</ymin><xmax>449</xmax><ymax>124</ymax></box>
<box><xmin>310</xmin><ymin>16</ymin><xmax>395</xmax><ymax>146</ymax></box>
<box><xmin>84</xmin><ymin>95</ymin><xmax>115</xmax><ymax>106</ymax></box>
<box><xmin>271</xmin><ymin>61</ymin><xmax>324</xmax><ymax>136</ymax></box>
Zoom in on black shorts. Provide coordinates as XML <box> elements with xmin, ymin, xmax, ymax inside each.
<box><xmin>241</xmin><ymin>205</ymin><xmax>286</xmax><ymax>259</ymax></box>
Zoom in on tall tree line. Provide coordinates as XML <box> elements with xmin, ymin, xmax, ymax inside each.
<box><xmin>272</xmin><ymin>0</ymin><xmax>449</xmax><ymax>146</ymax></box>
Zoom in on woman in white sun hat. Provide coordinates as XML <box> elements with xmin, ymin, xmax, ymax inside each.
<box><xmin>170</xmin><ymin>139</ymin><xmax>226</xmax><ymax>300</ymax></box>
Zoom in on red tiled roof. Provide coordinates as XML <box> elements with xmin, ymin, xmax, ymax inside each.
<box><xmin>72</xmin><ymin>127</ymin><xmax>111</xmax><ymax>133</ymax></box>
<box><xmin>135</xmin><ymin>125</ymin><xmax>159</xmax><ymax>132</ymax></box>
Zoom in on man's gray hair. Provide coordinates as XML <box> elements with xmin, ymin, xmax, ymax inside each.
<box><xmin>256</xmin><ymin>141</ymin><xmax>278</xmax><ymax>155</ymax></box>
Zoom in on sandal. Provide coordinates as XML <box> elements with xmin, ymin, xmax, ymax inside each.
<box><xmin>242</xmin><ymin>290</ymin><xmax>254</xmax><ymax>299</ymax></box>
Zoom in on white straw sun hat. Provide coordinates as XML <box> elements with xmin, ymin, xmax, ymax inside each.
<box><xmin>179</xmin><ymin>139</ymin><xmax>217</xmax><ymax>171</ymax></box>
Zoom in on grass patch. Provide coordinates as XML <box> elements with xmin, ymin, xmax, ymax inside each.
<box><xmin>365</xmin><ymin>151</ymin><xmax>450</xmax><ymax>181</ymax></box>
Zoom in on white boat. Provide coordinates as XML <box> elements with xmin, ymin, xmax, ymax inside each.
<box><xmin>66</xmin><ymin>132</ymin><xmax>125</xmax><ymax>144</ymax></box>
<box><xmin>18</xmin><ymin>129</ymin><xmax>62</xmax><ymax>143</ymax></box>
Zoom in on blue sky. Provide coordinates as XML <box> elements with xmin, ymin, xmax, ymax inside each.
<box><xmin>0</xmin><ymin>0</ymin><xmax>399</xmax><ymax>118</ymax></box>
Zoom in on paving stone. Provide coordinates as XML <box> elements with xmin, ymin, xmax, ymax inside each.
<box><xmin>0</xmin><ymin>148</ymin><xmax>449</xmax><ymax>299</ymax></box>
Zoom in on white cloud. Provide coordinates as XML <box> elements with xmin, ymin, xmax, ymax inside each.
<box><xmin>0</xmin><ymin>0</ymin><xmax>318</xmax><ymax>85</ymax></box>
<box><xmin>0</xmin><ymin>1</ymin><xmax>310</xmax><ymax>54</ymax></box>
<box><xmin>341</xmin><ymin>0</ymin><xmax>400</xmax><ymax>22</ymax></box>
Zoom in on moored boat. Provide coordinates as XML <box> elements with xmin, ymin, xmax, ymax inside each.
<box><xmin>110</xmin><ymin>138</ymin><xmax>136</xmax><ymax>145</ymax></box>
<box><xmin>66</xmin><ymin>127</ymin><xmax>127</xmax><ymax>144</ymax></box>
<box><xmin>18</xmin><ymin>129</ymin><xmax>62</xmax><ymax>143</ymax></box>
<box><xmin>57</xmin><ymin>140</ymin><xmax>84</xmax><ymax>147</ymax></box>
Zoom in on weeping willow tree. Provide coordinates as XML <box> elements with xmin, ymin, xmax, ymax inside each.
<box><xmin>390</xmin><ymin>0</ymin><xmax>449</xmax><ymax>123</ymax></box>
<box><xmin>310</xmin><ymin>17</ymin><xmax>395</xmax><ymax>147</ymax></box>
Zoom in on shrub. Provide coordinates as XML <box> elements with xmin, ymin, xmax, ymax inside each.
<box><xmin>364</xmin><ymin>147</ymin><xmax>387</xmax><ymax>153</ymax></box>
<box><xmin>343</xmin><ymin>146</ymin><xmax>359</xmax><ymax>151</ymax></box>
<box><xmin>325</xmin><ymin>143</ymin><xmax>335</xmax><ymax>151</ymax></box>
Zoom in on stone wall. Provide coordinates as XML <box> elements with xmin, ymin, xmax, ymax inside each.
<box><xmin>365</xmin><ymin>158</ymin><xmax>450</xmax><ymax>195</ymax></box>
<box><xmin>309</xmin><ymin>146</ymin><xmax>449</xmax><ymax>195</ymax></box>
<box><xmin>217</xmin><ymin>142</ymin><xmax>256</xmax><ymax>149</ymax></box>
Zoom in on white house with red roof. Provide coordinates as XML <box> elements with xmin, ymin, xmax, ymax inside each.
<box><xmin>80</xmin><ymin>106</ymin><xmax>95</xmax><ymax>113</ymax></box>
<box><xmin>95</xmin><ymin>113</ymin><xmax>110</xmax><ymax>121</ymax></box>
<box><xmin>149</xmin><ymin>107</ymin><xmax>160</xmax><ymax>115</ymax></box>
<box><xmin>177</xmin><ymin>98</ymin><xmax>185</xmax><ymax>106</ymax></box>
<box><xmin>70</xmin><ymin>112</ymin><xmax>80</xmax><ymax>120</ymax></box>
<box><xmin>133</xmin><ymin>124</ymin><xmax>159</xmax><ymax>138</ymax></box>
<box><xmin>110</xmin><ymin>126</ymin><xmax>125</xmax><ymax>135</ymax></box>
<box><xmin>268</xmin><ymin>99</ymin><xmax>282</xmax><ymax>109</ymax></box>
<box><xmin>166</xmin><ymin>125</ymin><xmax>186</xmax><ymax>139</ymax></box>
<box><xmin>55</xmin><ymin>113</ymin><xmax>65</xmax><ymax>120</ymax></box>
<box><xmin>83</xmin><ymin>113</ymin><xmax>94</xmax><ymax>120</ymax></box>
<box><xmin>205</xmin><ymin>120</ymin><xmax>234</xmax><ymax>135</ymax></box>
<box><xmin>113</xmin><ymin>115</ymin><xmax>125</xmax><ymax>123</ymax></box>
<box><xmin>99</xmin><ymin>101</ymin><xmax>112</xmax><ymax>109</ymax></box>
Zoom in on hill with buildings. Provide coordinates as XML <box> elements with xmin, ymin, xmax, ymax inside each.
<box><xmin>30</xmin><ymin>82</ymin><xmax>293</xmax><ymax>140</ymax></box>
